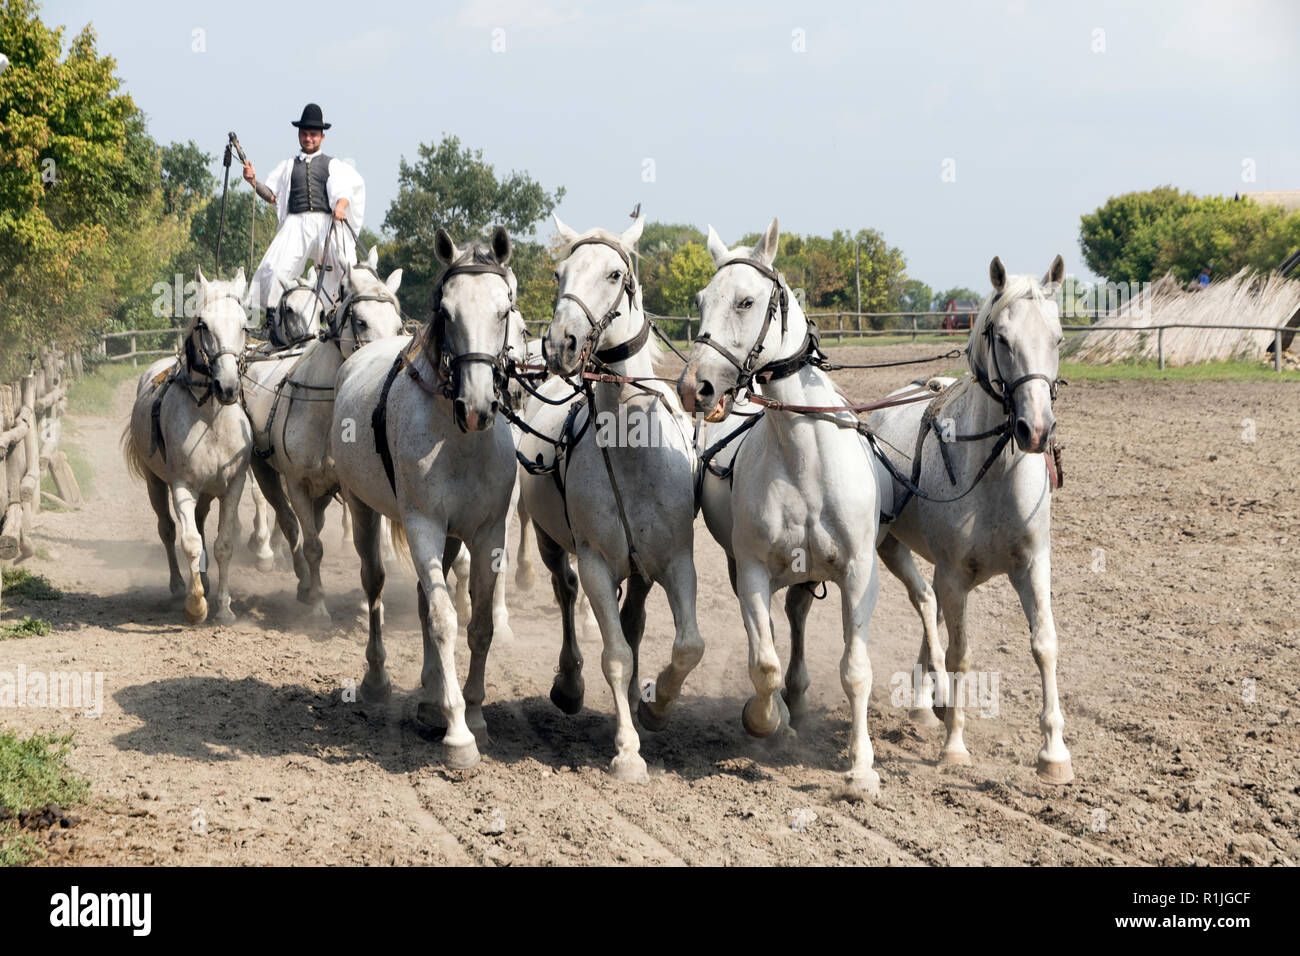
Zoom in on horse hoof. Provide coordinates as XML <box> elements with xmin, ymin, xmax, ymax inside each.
<box><xmin>415</xmin><ymin>701</ymin><xmax>446</xmax><ymax>729</ymax></box>
<box><xmin>843</xmin><ymin>768</ymin><xmax>881</xmax><ymax>800</ymax></box>
<box><xmin>296</xmin><ymin>585</ymin><xmax>312</xmax><ymax>605</ymax></box>
<box><xmin>443</xmin><ymin>739</ymin><xmax>480</xmax><ymax>770</ymax></box>
<box><xmin>637</xmin><ymin>698</ymin><xmax>671</xmax><ymax>733</ymax></box>
<box><xmin>308</xmin><ymin>604</ymin><xmax>332</xmax><ymax>624</ymax></box>
<box><xmin>256</xmin><ymin>554</ymin><xmax>274</xmax><ymax>574</ymax></box>
<box><xmin>358</xmin><ymin>674</ymin><xmax>392</xmax><ymax>705</ymax></box>
<box><xmin>492</xmin><ymin>619</ymin><xmax>514</xmax><ymax>645</ymax></box>
<box><xmin>609</xmin><ymin>752</ymin><xmax>649</xmax><ymax>784</ymax></box>
<box><xmin>169</xmin><ymin>578</ymin><xmax>186</xmax><ymax>597</ymax></box>
<box><xmin>909</xmin><ymin>707</ymin><xmax>943</xmax><ymax>728</ymax></box>
<box><xmin>741</xmin><ymin>696</ymin><xmax>779</xmax><ymax>738</ymax></box>
<box><xmin>214</xmin><ymin>606</ymin><xmax>236</xmax><ymax>625</ymax></box>
<box><xmin>1037</xmin><ymin>756</ymin><xmax>1074</xmax><ymax>785</ymax></box>
<box><xmin>549</xmin><ymin>678</ymin><xmax>584</xmax><ymax>715</ymax></box>
<box><xmin>515</xmin><ymin>566</ymin><xmax>535</xmax><ymax>591</ymax></box>
<box><xmin>184</xmin><ymin>596</ymin><xmax>208</xmax><ymax>625</ymax></box>
<box><xmin>939</xmin><ymin>749</ymin><xmax>972</xmax><ymax>768</ymax></box>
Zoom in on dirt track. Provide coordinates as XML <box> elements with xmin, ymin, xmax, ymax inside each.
<box><xmin>4</xmin><ymin>345</ymin><xmax>1297</xmax><ymax>866</ymax></box>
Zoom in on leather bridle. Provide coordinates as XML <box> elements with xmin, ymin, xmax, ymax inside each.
<box><xmin>970</xmin><ymin>289</ymin><xmax>1063</xmax><ymax>415</ymax></box>
<box><xmin>277</xmin><ymin>279</ymin><xmax>325</xmax><ymax>347</ymax></box>
<box><xmin>423</xmin><ymin>256</ymin><xmax>515</xmax><ymax>408</ymax></box>
<box><xmin>183</xmin><ymin>294</ymin><xmax>247</xmax><ymax>404</ymax></box>
<box><xmin>551</xmin><ymin>236</ymin><xmax>645</xmax><ymax>372</ymax></box>
<box><xmin>326</xmin><ymin>264</ymin><xmax>401</xmax><ymax>354</ymax></box>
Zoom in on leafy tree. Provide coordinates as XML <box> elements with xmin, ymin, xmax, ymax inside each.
<box><xmin>0</xmin><ymin>0</ymin><xmax>161</xmax><ymax>373</ymax></box>
<box><xmin>931</xmin><ymin>287</ymin><xmax>981</xmax><ymax>312</ymax></box>
<box><xmin>185</xmin><ymin>186</ymin><xmax>279</xmax><ymax>280</ymax></box>
<box><xmin>898</xmin><ymin>279</ymin><xmax>933</xmax><ymax>315</ymax></box>
<box><xmin>651</xmin><ymin>243</ymin><xmax>714</xmax><ymax>318</ymax></box>
<box><xmin>160</xmin><ymin>139</ymin><xmax>214</xmax><ymax>216</ymax></box>
<box><xmin>383</xmin><ymin>135</ymin><xmax>565</xmax><ymax>318</ymax></box>
<box><xmin>1079</xmin><ymin>186</ymin><xmax>1199</xmax><ymax>282</ymax></box>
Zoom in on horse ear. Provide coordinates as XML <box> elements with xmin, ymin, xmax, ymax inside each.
<box><xmin>367</xmin><ymin>245</ymin><xmax>379</xmax><ymax>268</ymax></box>
<box><xmin>232</xmin><ymin>267</ymin><xmax>247</xmax><ymax>300</ymax></box>
<box><xmin>385</xmin><ymin>268</ymin><xmax>403</xmax><ymax>294</ymax></box>
<box><xmin>434</xmin><ymin>229</ymin><xmax>458</xmax><ymax>266</ymax></box>
<box><xmin>620</xmin><ymin>213</ymin><xmax>645</xmax><ymax>251</ymax></box>
<box><xmin>196</xmin><ymin>266</ymin><xmax>208</xmax><ymax>289</ymax></box>
<box><xmin>989</xmin><ymin>256</ymin><xmax>1007</xmax><ymax>292</ymax></box>
<box><xmin>753</xmin><ymin>217</ymin><xmax>780</xmax><ymax>266</ymax></box>
<box><xmin>305</xmin><ymin>265</ymin><xmax>317</xmax><ymax>285</ymax></box>
<box><xmin>705</xmin><ymin>225</ymin><xmax>729</xmax><ymax>266</ymax></box>
<box><xmin>1042</xmin><ymin>254</ymin><xmax>1065</xmax><ymax>289</ymax></box>
<box><xmin>490</xmin><ymin>225</ymin><xmax>512</xmax><ymax>265</ymax></box>
<box><xmin>553</xmin><ymin>213</ymin><xmax>580</xmax><ymax>246</ymax></box>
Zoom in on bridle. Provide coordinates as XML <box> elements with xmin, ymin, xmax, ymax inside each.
<box><xmin>326</xmin><ymin>263</ymin><xmax>401</xmax><ymax>354</ymax></box>
<box><xmin>277</xmin><ymin>280</ymin><xmax>325</xmax><ymax>346</ymax></box>
<box><xmin>550</xmin><ymin>236</ymin><xmax>645</xmax><ymax>372</ymax></box>
<box><xmin>183</xmin><ymin>294</ymin><xmax>247</xmax><ymax>404</ymax></box>
<box><xmin>693</xmin><ymin>256</ymin><xmax>824</xmax><ymax>395</ymax></box>
<box><xmin>422</xmin><ymin>254</ymin><xmax>516</xmax><ymax>409</ymax></box>
<box><xmin>969</xmin><ymin>289</ymin><xmax>1063</xmax><ymax>415</ymax></box>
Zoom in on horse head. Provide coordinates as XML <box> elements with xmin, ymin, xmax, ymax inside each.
<box><xmin>968</xmin><ymin>255</ymin><xmax>1066</xmax><ymax>453</ymax></box>
<box><xmin>191</xmin><ymin>267</ymin><xmax>249</xmax><ymax>406</ymax></box>
<box><xmin>334</xmin><ymin>246</ymin><xmax>405</xmax><ymax>357</ymax></box>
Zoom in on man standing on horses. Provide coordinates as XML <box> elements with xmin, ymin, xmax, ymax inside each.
<box><xmin>242</xmin><ymin>103</ymin><xmax>366</xmax><ymax>344</ymax></box>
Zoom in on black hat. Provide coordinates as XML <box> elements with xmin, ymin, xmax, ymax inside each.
<box><xmin>291</xmin><ymin>103</ymin><xmax>331</xmax><ymax>130</ymax></box>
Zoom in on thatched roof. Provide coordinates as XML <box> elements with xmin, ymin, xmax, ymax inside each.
<box><xmin>1235</xmin><ymin>190</ymin><xmax>1300</xmax><ymax>213</ymax></box>
<box><xmin>1064</xmin><ymin>269</ymin><xmax>1300</xmax><ymax>365</ymax></box>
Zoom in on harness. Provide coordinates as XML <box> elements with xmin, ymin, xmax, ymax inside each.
<box><xmin>372</xmin><ymin>254</ymin><xmax>515</xmax><ymax>495</ymax></box>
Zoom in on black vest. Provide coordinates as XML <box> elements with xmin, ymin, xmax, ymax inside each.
<box><xmin>287</xmin><ymin>154</ymin><xmax>331</xmax><ymax>214</ymax></box>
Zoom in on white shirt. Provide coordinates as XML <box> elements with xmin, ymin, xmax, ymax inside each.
<box><xmin>264</xmin><ymin>150</ymin><xmax>366</xmax><ymax>234</ymax></box>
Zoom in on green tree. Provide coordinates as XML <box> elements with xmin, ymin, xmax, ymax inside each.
<box><xmin>383</xmin><ymin>135</ymin><xmax>565</xmax><ymax>318</ymax></box>
<box><xmin>0</xmin><ymin>0</ymin><xmax>163</xmax><ymax>373</ymax></box>
<box><xmin>898</xmin><ymin>279</ymin><xmax>933</xmax><ymax>315</ymax></box>
<box><xmin>160</xmin><ymin>140</ymin><xmax>214</xmax><ymax>216</ymax></box>
<box><xmin>186</xmin><ymin>186</ymin><xmax>279</xmax><ymax>280</ymax></box>
<box><xmin>652</xmin><ymin>243</ymin><xmax>714</xmax><ymax>318</ymax></box>
<box><xmin>1078</xmin><ymin>186</ymin><xmax>1197</xmax><ymax>282</ymax></box>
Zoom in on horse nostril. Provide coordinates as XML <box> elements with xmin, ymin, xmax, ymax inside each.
<box><xmin>565</xmin><ymin>334</ymin><xmax>578</xmax><ymax>353</ymax></box>
<box><xmin>697</xmin><ymin>380</ymin><xmax>715</xmax><ymax>402</ymax></box>
<box><xmin>1015</xmin><ymin>418</ymin><xmax>1033</xmax><ymax>447</ymax></box>
<box><xmin>454</xmin><ymin>398</ymin><xmax>468</xmax><ymax>421</ymax></box>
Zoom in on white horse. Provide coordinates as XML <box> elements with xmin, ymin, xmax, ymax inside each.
<box><xmin>243</xmin><ymin>252</ymin><xmax>406</xmax><ymax>621</ymax></box>
<box><xmin>679</xmin><ymin>219</ymin><xmax>891</xmax><ymax>798</ymax></box>
<box><xmin>518</xmin><ymin>213</ymin><xmax>703</xmax><ymax>783</ymax></box>
<box><xmin>331</xmin><ymin>227</ymin><xmax>520</xmax><ymax>769</ymax></box>
<box><xmin>243</xmin><ymin>268</ymin><xmax>329</xmax><ymax>574</ymax></box>
<box><xmin>861</xmin><ymin>255</ymin><xmax>1073</xmax><ymax>783</ymax></box>
<box><xmin>123</xmin><ymin>269</ymin><xmax>253</xmax><ymax>624</ymax></box>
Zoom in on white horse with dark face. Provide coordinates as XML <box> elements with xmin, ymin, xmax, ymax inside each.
<box><xmin>243</xmin><ymin>251</ymin><xmax>406</xmax><ymax>620</ymax></box>
<box><xmin>330</xmin><ymin>227</ymin><xmax>520</xmax><ymax>769</ymax></box>
<box><xmin>863</xmin><ymin>255</ymin><xmax>1073</xmax><ymax>783</ymax></box>
<box><xmin>680</xmin><ymin>219</ymin><xmax>892</xmax><ymax>798</ymax></box>
<box><xmin>123</xmin><ymin>269</ymin><xmax>253</xmax><ymax>624</ymax></box>
<box><xmin>518</xmin><ymin>213</ymin><xmax>703</xmax><ymax>783</ymax></box>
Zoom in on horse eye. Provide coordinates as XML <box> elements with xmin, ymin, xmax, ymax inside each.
<box><xmin>739</xmin><ymin>297</ymin><xmax>754</xmax><ymax>310</ymax></box>
<box><xmin>608</xmin><ymin>271</ymin><xmax>621</xmax><ymax>282</ymax></box>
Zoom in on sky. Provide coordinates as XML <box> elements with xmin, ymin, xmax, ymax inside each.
<box><xmin>45</xmin><ymin>0</ymin><xmax>1300</xmax><ymax>293</ymax></box>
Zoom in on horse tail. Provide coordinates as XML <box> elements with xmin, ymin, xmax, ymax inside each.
<box><xmin>386</xmin><ymin>517</ymin><xmax>415</xmax><ymax>573</ymax></box>
<box><xmin>121</xmin><ymin>419</ymin><xmax>150</xmax><ymax>484</ymax></box>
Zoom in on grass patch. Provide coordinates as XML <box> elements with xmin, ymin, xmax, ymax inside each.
<box><xmin>0</xmin><ymin>730</ymin><xmax>89</xmax><ymax>866</ymax></box>
<box><xmin>1</xmin><ymin>568</ymin><xmax>61</xmax><ymax>600</ymax></box>
<box><xmin>0</xmin><ymin>617</ymin><xmax>53</xmax><ymax>639</ymax></box>
<box><xmin>1058</xmin><ymin>360</ymin><xmax>1300</xmax><ymax>383</ymax></box>
<box><xmin>66</xmin><ymin>361</ymin><xmax>141</xmax><ymax>416</ymax></box>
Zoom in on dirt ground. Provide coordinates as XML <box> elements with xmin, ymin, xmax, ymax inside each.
<box><xmin>3</xmin><ymin>344</ymin><xmax>1297</xmax><ymax>866</ymax></box>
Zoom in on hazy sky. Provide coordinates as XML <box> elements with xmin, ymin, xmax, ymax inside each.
<box><xmin>47</xmin><ymin>0</ymin><xmax>1300</xmax><ymax>292</ymax></box>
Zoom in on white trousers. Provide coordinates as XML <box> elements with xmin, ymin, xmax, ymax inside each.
<box><xmin>248</xmin><ymin>212</ymin><xmax>356</xmax><ymax>310</ymax></box>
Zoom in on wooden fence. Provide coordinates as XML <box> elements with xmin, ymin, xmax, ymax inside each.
<box><xmin>0</xmin><ymin>348</ymin><xmax>85</xmax><ymax>612</ymax></box>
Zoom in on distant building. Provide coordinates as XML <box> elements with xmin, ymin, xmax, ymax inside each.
<box><xmin>942</xmin><ymin>298</ymin><xmax>980</xmax><ymax>330</ymax></box>
<box><xmin>1233</xmin><ymin>190</ymin><xmax>1300</xmax><ymax>213</ymax></box>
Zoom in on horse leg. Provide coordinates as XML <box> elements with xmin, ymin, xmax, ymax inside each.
<box><xmin>195</xmin><ymin>494</ymin><xmax>213</xmax><ymax>599</ymax></box>
<box><xmin>838</xmin><ymin>556</ymin><xmax>882</xmax><ymax>797</ymax></box>
<box><xmin>171</xmin><ymin>483</ymin><xmax>207</xmax><ymax>624</ymax></box>
<box><xmin>535</xmin><ymin>524</ymin><xmax>583</xmax><ymax>714</ymax></box>
<box><xmin>513</xmin><ymin>480</ymin><xmax>536</xmax><ymax>591</ymax></box>
<box><xmin>339</xmin><ymin>500</ymin><xmax>352</xmax><ymax>547</ymax></box>
<box><xmin>736</xmin><ymin>559</ymin><xmax>786</xmax><ymax>738</ymax></box>
<box><xmin>462</xmin><ymin>525</ymin><xmax>506</xmax><ymax>748</ymax></box>
<box><xmin>145</xmin><ymin>472</ymin><xmax>184</xmax><ymax>596</ymax></box>
<box><xmin>251</xmin><ymin>457</ymin><xmax>308</xmax><ymax>592</ymax></box>
<box><xmin>575</xmin><ymin>550</ymin><xmax>647</xmax><ymax>783</ymax></box>
<box><xmin>933</xmin><ymin>564</ymin><xmax>973</xmax><ymax>767</ymax></box>
<box><xmin>638</xmin><ymin>553</ymin><xmax>705</xmax><ymax>733</ymax></box>
<box><xmin>407</xmin><ymin>517</ymin><xmax>477</xmax><ymax>769</ymax></box>
<box><xmin>782</xmin><ymin>583</ymin><xmax>815</xmax><ymax>726</ymax></box>
<box><xmin>1010</xmin><ymin>554</ymin><xmax>1073</xmax><ymax>784</ymax></box>
<box><xmin>450</xmin><ymin>542</ymin><xmax>471</xmax><ymax>626</ymax></box>
<box><xmin>349</xmin><ymin>495</ymin><xmax>390</xmax><ymax>703</ymax></box>
<box><xmin>246</xmin><ymin>478</ymin><xmax>275</xmax><ymax>572</ymax></box>
<box><xmin>878</xmin><ymin>535</ymin><xmax>944</xmax><ymax>728</ymax></box>
<box><xmin>210</xmin><ymin>471</ymin><xmax>245</xmax><ymax>624</ymax></box>
<box><xmin>620</xmin><ymin>573</ymin><xmax>652</xmax><ymax>718</ymax></box>
<box><xmin>491</xmin><ymin>540</ymin><xmax>513</xmax><ymax>645</ymax></box>
<box><xmin>286</xmin><ymin>481</ymin><xmax>329</xmax><ymax>621</ymax></box>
